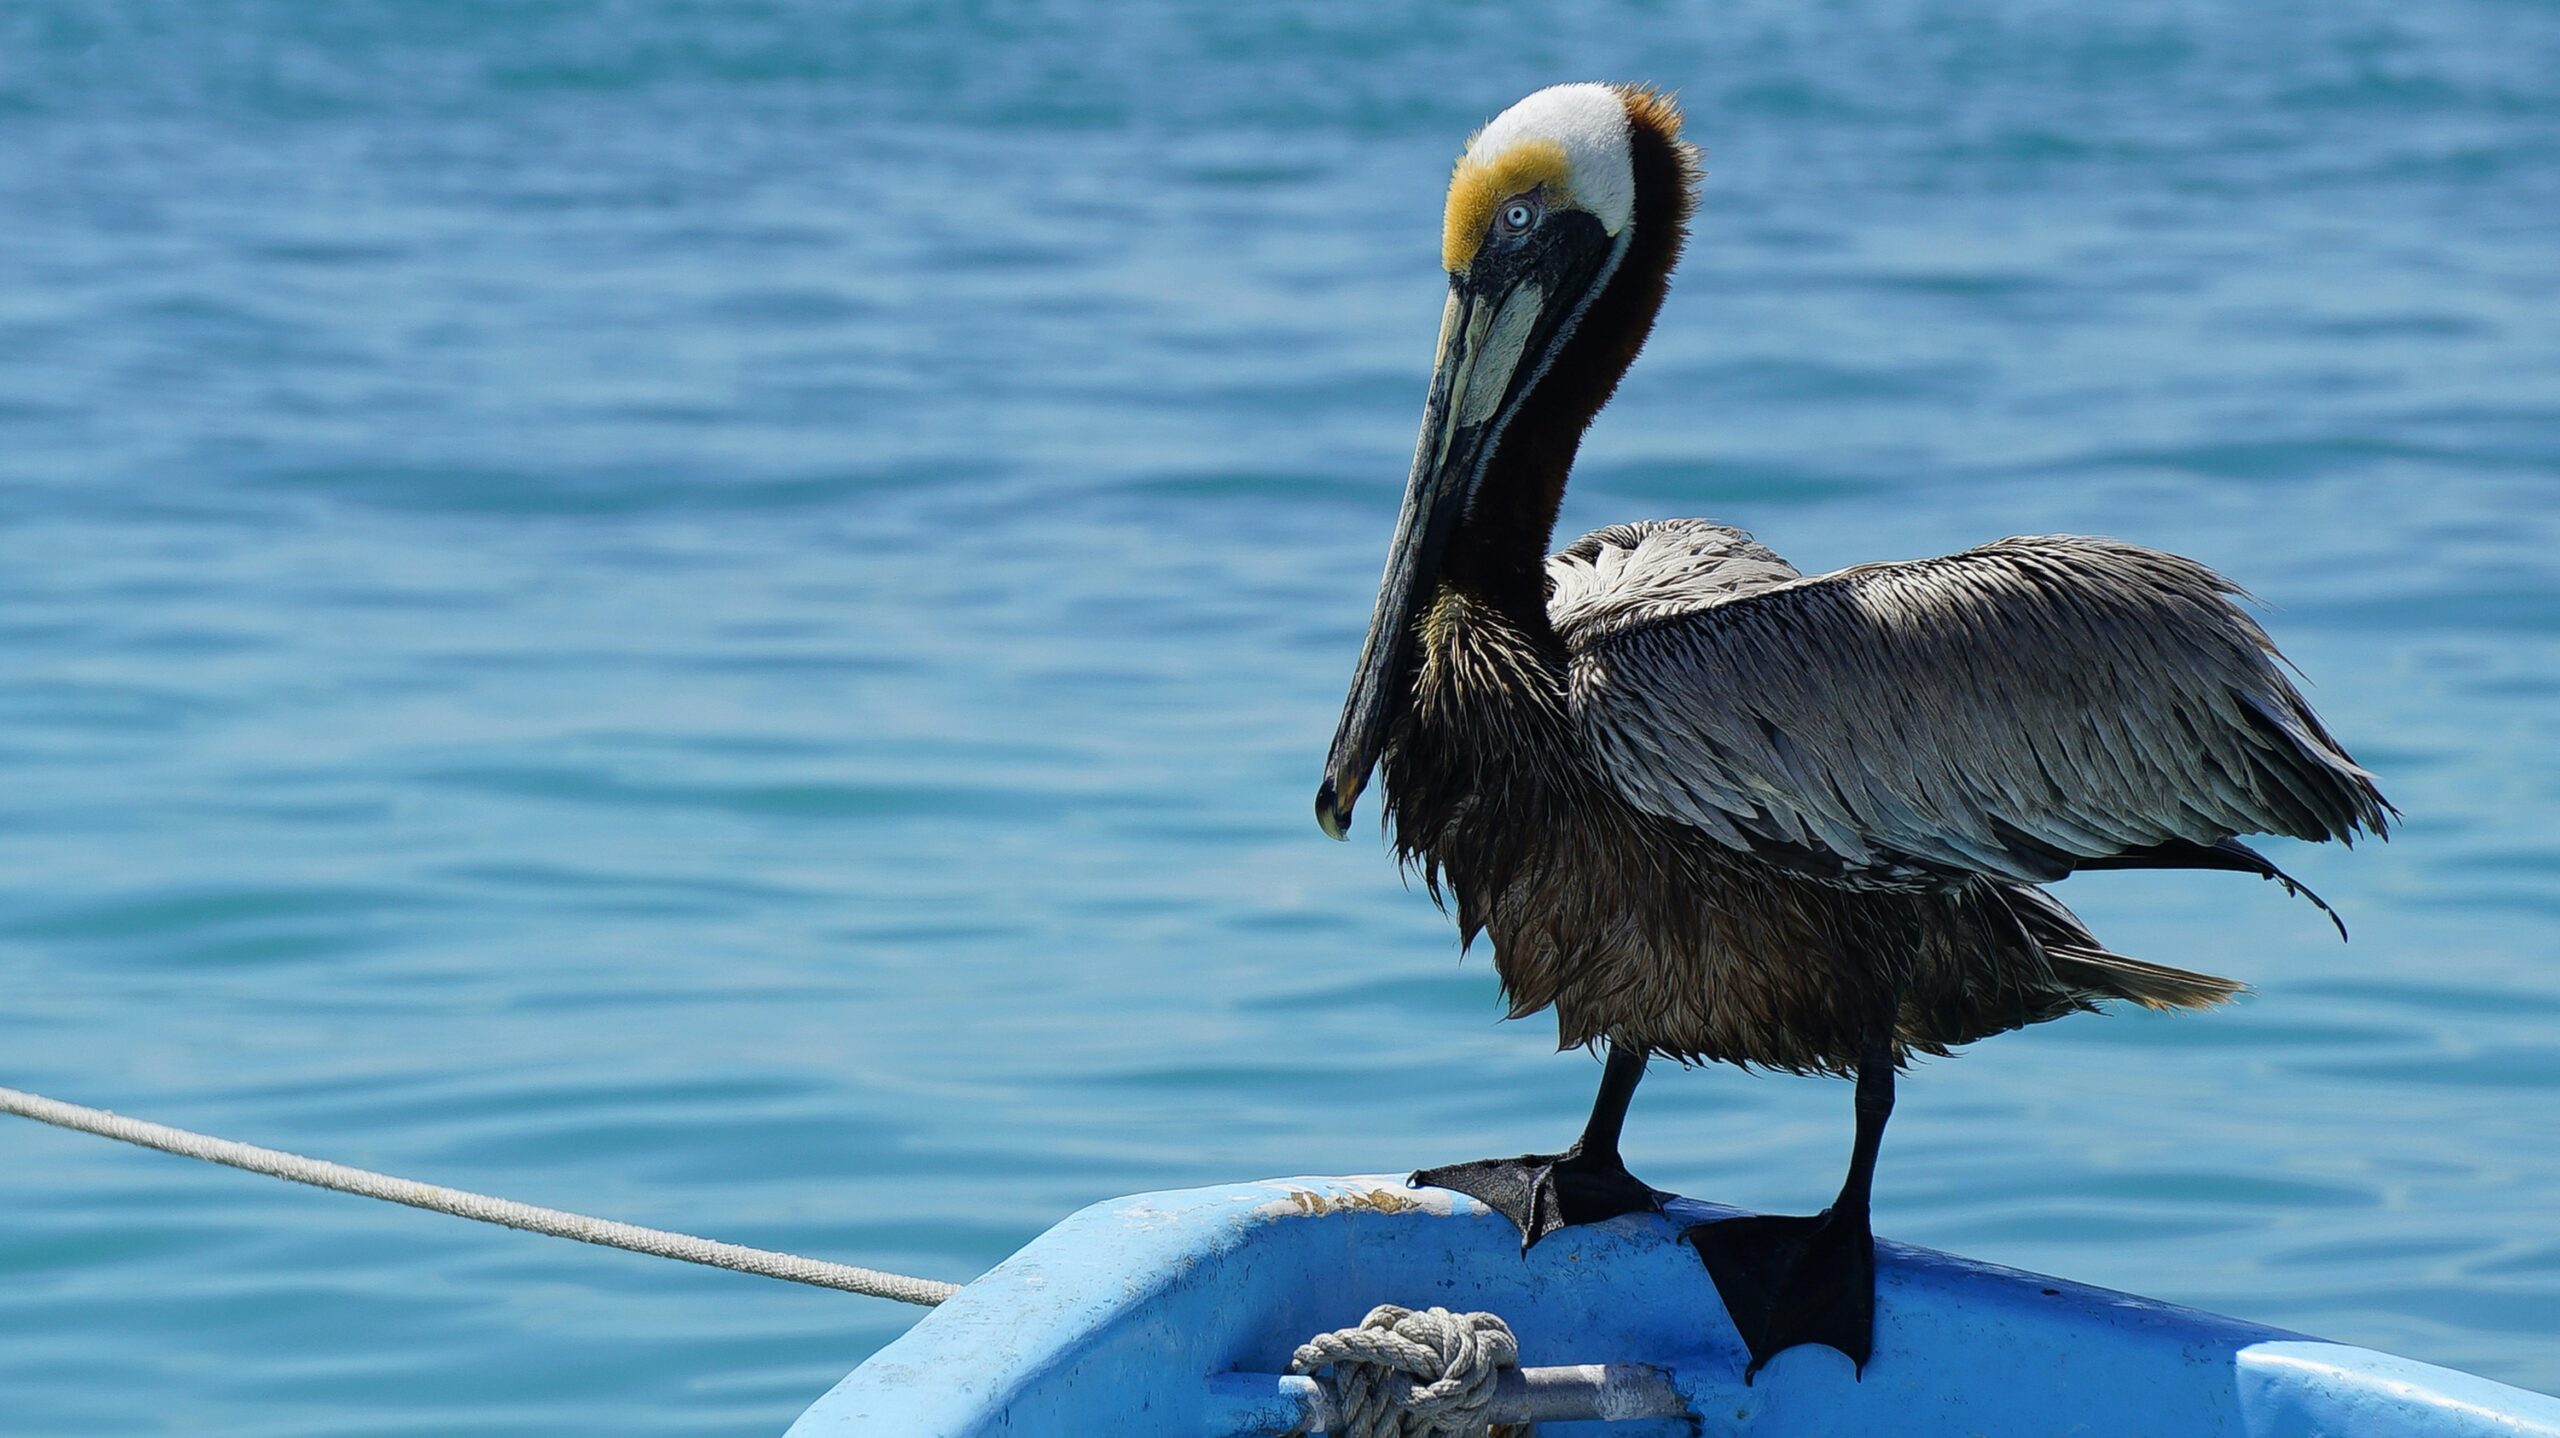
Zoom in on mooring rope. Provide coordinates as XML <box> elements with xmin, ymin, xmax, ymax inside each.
<box><xmin>0</xmin><ymin>1084</ymin><xmax>962</xmax><ymax>1308</ymax></box>
<box><xmin>1288</xmin><ymin>1304</ymin><xmax>1523</xmax><ymax>1437</ymax></box>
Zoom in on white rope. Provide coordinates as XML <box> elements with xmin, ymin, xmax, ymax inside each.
<box><xmin>1288</xmin><ymin>1304</ymin><xmax>1522</xmax><ymax>1437</ymax></box>
<box><xmin>0</xmin><ymin>1084</ymin><xmax>962</xmax><ymax>1308</ymax></box>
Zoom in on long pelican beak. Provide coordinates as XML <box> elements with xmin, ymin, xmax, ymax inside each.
<box><xmin>1316</xmin><ymin>239</ymin><xmax>1608</xmax><ymax>839</ymax></box>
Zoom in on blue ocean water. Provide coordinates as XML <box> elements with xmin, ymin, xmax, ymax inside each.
<box><xmin>2</xmin><ymin>1</ymin><xmax>2556</xmax><ymax>1431</ymax></box>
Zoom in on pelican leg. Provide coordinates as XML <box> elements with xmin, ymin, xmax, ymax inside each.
<box><xmin>1683</xmin><ymin>1050</ymin><xmax>1894</xmax><ymax>1382</ymax></box>
<box><xmin>1412</xmin><ymin>1043</ymin><xmax>1664</xmax><ymax>1252</ymax></box>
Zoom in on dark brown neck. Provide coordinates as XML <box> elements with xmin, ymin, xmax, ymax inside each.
<box><xmin>1439</xmin><ymin>117</ymin><xmax>1692</xmax><ymax>635</ymax></box>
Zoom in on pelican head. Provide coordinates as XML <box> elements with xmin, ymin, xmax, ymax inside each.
<box><xmin>1318</xmin><ymin>83</ymin><xmax>1696</xmax><ymax>839</ymax></box>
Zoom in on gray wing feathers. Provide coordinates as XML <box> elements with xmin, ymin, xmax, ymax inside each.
<box><xmin>1554</xmin><ymin>526</ymin><xmax>2390</xmax><ymax>886</ymax></box>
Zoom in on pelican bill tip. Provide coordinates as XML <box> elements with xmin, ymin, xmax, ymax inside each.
<box><xmin>1314</xmin><ymin>783</ymin><xmax>1354</xmax><ymax>841</ymax></box>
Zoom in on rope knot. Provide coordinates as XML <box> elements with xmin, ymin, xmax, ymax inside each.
<box><xmin>1288</xmin><ymin>1303</ymin><xmax>1521</xmax><ymax>1436</ymax></box>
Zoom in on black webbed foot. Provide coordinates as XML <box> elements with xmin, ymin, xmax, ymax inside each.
<box><xmin>1683</xmin><ymin>1207</ymin><xmax>1876</xmax><ymax>1381</ymax></box>
<box><xmin>1412</xmin><ymin>1143</ymin><xmax>1664</xmax><ymax>1251</ymax></box>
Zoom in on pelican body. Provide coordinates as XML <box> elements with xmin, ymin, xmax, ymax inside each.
<box><xmin>1314</xmin><ymin>84</ymin><xmax>2389</xmax><ymax>1378</ymax></box>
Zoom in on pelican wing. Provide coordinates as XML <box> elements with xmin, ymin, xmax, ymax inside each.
<box><xmin>1552</xmin><ymin>523</ymin><xmax>2390</xmax><ymax>887</ymax></box>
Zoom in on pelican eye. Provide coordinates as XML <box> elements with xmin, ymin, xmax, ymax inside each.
<box><xmin>1492</xmin><ymin>191</ymin><xmax>1544</xmax><ymax>244</ymax></box>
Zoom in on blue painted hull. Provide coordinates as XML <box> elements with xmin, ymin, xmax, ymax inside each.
<box><xmin>790</xmin><ymin>1176</ymin><xmax>2560</xmax><ymax>1436</ymax></box>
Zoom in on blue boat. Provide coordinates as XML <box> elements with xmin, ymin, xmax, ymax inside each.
<box><xmin>791</xmin><ymin>1174</ymin><xmax>2560</xmax><ymax>1437</ymax></box>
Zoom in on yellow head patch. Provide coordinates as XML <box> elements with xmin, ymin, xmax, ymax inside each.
<box><xmin>1442</xmin><ymin>139</ymin><xmax>1571</xmax><ymax>274</ymax></box>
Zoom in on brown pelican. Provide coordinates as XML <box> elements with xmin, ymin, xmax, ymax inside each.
<box><xmin>1314</xmin><ymin>83</ymin><xmax>2390</xmax><ymax>1380</ymax></box>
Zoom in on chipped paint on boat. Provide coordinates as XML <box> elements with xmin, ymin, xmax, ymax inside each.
<box><xmin>787</xmin><ymin>1175</ymin><xmax>2560</xmax><ymax>1437</ymax></box>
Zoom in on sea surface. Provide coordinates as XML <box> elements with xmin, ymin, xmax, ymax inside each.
<box><xmin>3</xmin><ymin>2</ymin><xmax>2556</xmax><ymax>1432</ymax></box>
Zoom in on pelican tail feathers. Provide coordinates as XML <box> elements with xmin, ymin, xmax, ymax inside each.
<box><xmin>2045</xmin><ymin>947</ymin><xmax>2244</xmax><ymax>1012</ymax></box>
